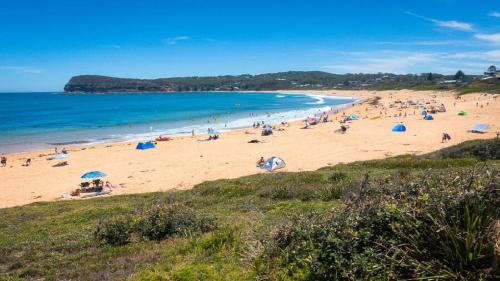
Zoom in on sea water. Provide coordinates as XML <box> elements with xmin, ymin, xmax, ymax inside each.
<box><xmin>0</xmin><ymin>92</ymin><xmax>356</xmax><ymax>152</ymax></box>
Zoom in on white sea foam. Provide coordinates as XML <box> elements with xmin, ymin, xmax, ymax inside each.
<box><xmin>90</xmin><ymin>95</ymin><xmax>360</xmax><ymax>144</ymax></box>
<box><xmin>305</xmin><ymin>95</ymin><xmax>325</xmax><ymax>105</ymax></box>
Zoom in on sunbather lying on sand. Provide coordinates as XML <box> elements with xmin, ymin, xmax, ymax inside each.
<box><xmin>104</xmin><ymin>181</ymin><xmax>117</xmax><ymax>189</ymax></box>
<box><xmin>53</xmin><ymin>161</ymin><xmax>68</xmax><ymax>167</ymax></box>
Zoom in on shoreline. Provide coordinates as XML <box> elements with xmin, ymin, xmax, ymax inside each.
<box><xmin>0</xmin><ymin>89</ymin><xmax>498</xmax><ymax>209</ymax></box>
<box><xmin>0</xmin><ymin>91</ymin><xmax>359</xmax><ymax>154</ymax></box>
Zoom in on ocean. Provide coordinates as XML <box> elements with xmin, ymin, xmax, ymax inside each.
<box><xmin>0</xmin><ymin>92</ymin><xmax>356</xmax><ymax>153</ymax></box>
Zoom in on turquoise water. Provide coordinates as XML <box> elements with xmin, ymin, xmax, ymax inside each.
<box><xmin>0</xmin><ymin>92</ymin><xmax>355</xmax><ymax>152</ymax></box>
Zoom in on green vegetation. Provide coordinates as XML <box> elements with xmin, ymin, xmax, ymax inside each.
<box><xmin>0</xmin><ymin>139</ymin><xmax>499</xmax><ymax>280</ymax></box>
<box><xmin>64</xmin><ymin>70</ymin><xmax>500</xmax><ymax>93</ymax></box>
<box><xmin>456</xmin><ymin>79</ymin><xmax>500</xmax><ymax>94</ymax></box>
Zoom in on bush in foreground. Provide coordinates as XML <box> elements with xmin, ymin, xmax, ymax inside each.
<box><xmin>94</xmin><ymin>216</ymin><xmax>133</xmax><ymax>246</ymax></box>
<box><xmin>94</xmin><ymin>203</ymin><xmax>217</xmax><ymax>245</ymax></box>
<box><xmin>259</xmin><ymin>165</ymin><xmax>500</xmax><ymax>280</ymax></box>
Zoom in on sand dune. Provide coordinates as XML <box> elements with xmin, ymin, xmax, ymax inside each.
<box><xmin>0</xmin><ymin>90</ymin><xmax>498</xmax><ymax>208</ymax></box>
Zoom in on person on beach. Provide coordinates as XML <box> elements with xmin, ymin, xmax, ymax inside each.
<box><xmin>256</xmin><ymin>157</ymin><xmax>265</xmax><ymax>167</ymax></box>
<box><xmin>62</xmin><ymin>147</ymin><xmax>68</xmax><ymax>154</ymax></box>
<box><xmin>104</xmin><ymin>181</ymin><xmax>117</xmax><ymax>189</ymax></box>
<box><xmin>442</xmin><ymin>133</ymin><xmax>451</xmax><ymax>143</ymax></box>
<box><xmin>1</xmin><ymin>155</ymin><xmax>6</xmax><ymax>167</ymax></box>
<box><xmin>54</xmin><ymin>147</ymin><xmax>58</xmax><ymax>154</ymax></box>
<box><xmin>53</xmin><ymin>161</ymin><xmax>68</xmax><ymax>167</ymax></box>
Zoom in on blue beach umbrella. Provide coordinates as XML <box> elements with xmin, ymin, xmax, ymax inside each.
<box><xmin>81</xmin><ymin>171</ymin><xmax>107</xmax><ymax>179</ymax></box>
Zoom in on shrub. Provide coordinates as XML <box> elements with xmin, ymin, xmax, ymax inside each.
<box><xmin>95</xmin><ymin>203</ymin><xmax>218</xmax><ymax>245</ymax></box>
<box><xmin>327</xmin><ymin>172</ymin><xmax>347</xmax><ymax>183</ymax></box>
<box><xmin>427</xmin><ymin>138</ymin><xmax>500</xmax><ymax>160</ymax></box>
<box><xmin>258</xmin><ymin>172</ymin><xmax>346</xmax><ymax>201</ymax></box>
<box><xmin>94</xmin><ymin>216</ymin><xmax>133</xmax><ymax>246</ymax></box>
<box><xmin>137</xmin><ymin>203</ymin><xmax>216</xmax><ymax>241</ymax></box>
<box><xmin>260</xmin><ymin>165</ymin><xmax>500</xmax><ymax>280</ymax></box>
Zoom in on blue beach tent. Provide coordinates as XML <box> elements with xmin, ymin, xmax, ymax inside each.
<box><xmin>136</xmin><ymin>141</ymin><xmax>155</xmax><ymax>150</ymax></box>
<box><xmin>347</xmin><ymin>114</ymin><xmax>361</xmax><ymax>121</ymax></box>
<box><xmin>81</xmin><ymin>171</ymin><xmax>107</xmax><ymax>179</ymax></box>
<box><xmin>262</xmin><ymin>125</ymin><xmax>273</xmax><ymax>136</ymax></box>
<box><xmin>392</xmin><ymin>123</ymin><xmax>406</xmax><ymax>132</ymax></box>
<box><xmin>425</xmin><ymin>115</ymin><xmax>434</xmax><ymax>120</ymax></box>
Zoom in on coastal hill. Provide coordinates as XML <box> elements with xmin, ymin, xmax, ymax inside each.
<box><xmin>64</xmin><ymin>70</ymin><xmax>500</xmax><ymax>93</ymax></box>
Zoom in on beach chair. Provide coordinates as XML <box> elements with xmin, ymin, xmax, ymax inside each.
<box><xmin>80</xmin><ymin>182</ymin><xmax>90</xmax><ymax>192</ymax></box>
<box><xmin>93</xmin><ymin>179</ymin><xmax>103</xmax><ymax>188</ymax></box>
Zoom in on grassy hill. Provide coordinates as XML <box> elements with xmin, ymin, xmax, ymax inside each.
<box><xmin>0</xmin><ymin>139</ymin><xmax>499</xmax><ymax>280</ymax></box>
<box><xmin>456</xmin><ymin>79</ymin><xmax>500</xmax><ymax>94</ymax></box>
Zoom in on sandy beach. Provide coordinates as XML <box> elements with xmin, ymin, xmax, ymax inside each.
<box><xmin>0</xmin><ymin>90</ymin><xmax>498</xmax><ymax>209</ymax></box>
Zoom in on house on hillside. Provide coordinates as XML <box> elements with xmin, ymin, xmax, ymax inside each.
<box><xmin>439</xmin><ymin>80</ymin><xmax>458</xmax><ymax>85</ymax></box>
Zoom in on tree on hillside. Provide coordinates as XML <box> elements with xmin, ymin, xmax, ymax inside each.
<box><xmin>426</xmin><ymin>73</ymin><xmax>434</xmax><ymax>81</ymax></box>
<box><xmin>454</xmin><ymin>70</ymin><xmax>465</xmax><ymax>81</ymax></box>
<box><xmin>486</xmin><ymin>65</ymin><xmax>497</xmax><ymax>75</ymax></box>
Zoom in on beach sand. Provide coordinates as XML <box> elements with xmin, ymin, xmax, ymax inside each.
<box><xmin>0</xmin><ymin>90</ymin><xmax>498</xmax><ymax>208</ymax></box>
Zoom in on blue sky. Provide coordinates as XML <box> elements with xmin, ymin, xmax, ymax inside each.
<box><xmin>0</xmin><ymin>0</ymin><xmax>499</xmax><ymax>92</ymax></box>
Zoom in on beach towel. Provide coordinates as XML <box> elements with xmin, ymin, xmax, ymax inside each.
<box><xmin>471</xmin><ymin>124</ymin><xmax>490</xmax><ymax>133</ymax></box>
<box><xmin>136</xmin><ymin>141</ymin><xmax>155</xmax><ymax>150</ymax></box>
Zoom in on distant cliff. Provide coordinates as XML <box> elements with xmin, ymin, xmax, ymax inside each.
<box><xmin>64</xmin><ymin>75</ymin><xmax>175</xmax><ymax>93</ymax></box>
<box><xmin>64</xmin><ymin>72</ymin><xmax>344</xmax><ymax>93</ymax></box>
<box><xmin>64</xmin><ymin>71</ymin><xmax>493</xmax><ymax>93</ymax></box>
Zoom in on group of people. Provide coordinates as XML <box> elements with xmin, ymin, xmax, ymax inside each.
<box><xmin>207</xmin><ymin>128</ymin><xmax>220</xmax><ymax>140</ymax></box>
<box><xmin>442</xmin><ymin>133</ymin><xmax>452</xmax><ymax>143</ymax></box>
<box><xmin>55</xmin><ymin>147</ymin><xmax>68</xmax><ymax>154</ymax></box>
<box><xmin>1</xmin><ymin>154</ymin><xmax>32</xmax><ymax>167</ymax></box>
<box><xmin>72</xmin><ymin>180</ymin><xmax>117</xmax><ymax>196</ymax></box>
<box><xmin>252</xmin><ymin>121</ymin><xmax>265</xmax><ymax>128</ymax></box>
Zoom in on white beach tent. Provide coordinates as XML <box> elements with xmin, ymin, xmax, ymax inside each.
<box><xmin>47</xmin><ymin>153</ymin><xmax>69</xmax><ymax>160</ymax></box>
<box><xmin>260</xmin><ymin>156</ymin><xmax>286</xmax><ymax>172</ymax></box>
